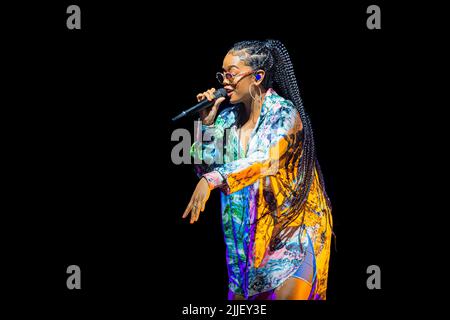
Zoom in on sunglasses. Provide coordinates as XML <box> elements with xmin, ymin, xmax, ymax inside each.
<box><xmin>215</xmin><ymin>70</ymin><xmax>256</xmax><ymax>85</ymax></box>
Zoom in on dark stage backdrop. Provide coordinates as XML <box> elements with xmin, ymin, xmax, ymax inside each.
<box><xmin>3</xmin><ymin>0</ymin><xmax>424</xmax><ymax>317</ymax></box>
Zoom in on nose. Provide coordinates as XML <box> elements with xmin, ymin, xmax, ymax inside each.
<box><xmin>222</xmin><ymin>78</ymin><xmax>232</xmax><ymax>86</ymax></box>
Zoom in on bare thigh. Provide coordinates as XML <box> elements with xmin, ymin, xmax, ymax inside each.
<box><xmin>274</xmin><ymin>277</ymin><xmax>312</xmax><ymax>300</ymax></box>
<box><xmin>228</xmin><ymin>290</ymin><xmax>276</xmax><ymax>300</ymax></box>
<box><xmin>227</xmin><ymin>277</ymin><xmax>312</xmax><ymax>300</ymax></box>
<box><xmin>228</xmin><ymin>290</ymin><xmax>246</xmax><ymax>300</ymax></box>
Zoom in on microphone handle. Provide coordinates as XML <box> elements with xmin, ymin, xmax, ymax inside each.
<box><xmin>171</xmin><ymin>98</ymin><xmax>214</xmax><ymax>122</ymax></box>
<box><xmin>172</xmin><ymin>88</ymin><xmax>227</xmax><ymax>122</ymax></box>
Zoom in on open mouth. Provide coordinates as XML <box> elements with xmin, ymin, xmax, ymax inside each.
<box><xmin>225</xmin><ymin>87</ymin><xmax>234</xmax><ymax>97</ymax></box>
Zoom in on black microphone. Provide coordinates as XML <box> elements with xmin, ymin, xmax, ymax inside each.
<box><xmin>172</xmin><ymin>88</ymin><xmax>227</xmax><ymax>122</ymax></box>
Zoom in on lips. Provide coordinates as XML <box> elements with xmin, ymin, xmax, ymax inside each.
<box><xmin>225</xmin><ymin>87</ymin><xmax>234</xmax><ymax>97</ymax></box>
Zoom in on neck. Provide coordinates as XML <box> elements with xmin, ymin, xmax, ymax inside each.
<box><xmin>241</xmin><ymin>87</ymin><xmax>267</xmax><ymax>125</ymax></box>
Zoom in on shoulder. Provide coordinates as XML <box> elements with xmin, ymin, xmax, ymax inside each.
<box><xmin>265</xmin><ymin>92</ymin><xmax>302</xmax><ymax>131</ymax></box>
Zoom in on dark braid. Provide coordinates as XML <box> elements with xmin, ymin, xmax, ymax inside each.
<box><xmin>228</xmin><ymin>40</ymin><xmax>330</xmax><ymax>249</ymax></box>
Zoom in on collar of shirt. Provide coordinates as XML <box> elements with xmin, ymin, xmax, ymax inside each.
<box><xmin>260</xmin><ymin>87</ymin><xmax>277</xmax><ymax>119</ymax></box>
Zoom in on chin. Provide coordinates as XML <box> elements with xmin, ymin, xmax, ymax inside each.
<box><xmin>230</xmin><ymin>94</ymin><xmax>241</xmax><ymax>104</ymax></box>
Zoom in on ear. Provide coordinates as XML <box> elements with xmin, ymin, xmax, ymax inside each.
<box><xmin>254</xmin><ymin>70</ymin><xmax>265</xmax><ymax>84</ymax></box>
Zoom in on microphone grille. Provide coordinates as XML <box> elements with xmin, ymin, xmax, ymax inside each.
<box><xmin>215</xmin><ymin>88</ymin><xmax>227</xmax><ymax>98</ymax></box>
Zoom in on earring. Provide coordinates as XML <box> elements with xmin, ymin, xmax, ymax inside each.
<box><xmin>249</xmin><ymin>83</ymin><xmax>263</xmax><ymax>101</ymax></box>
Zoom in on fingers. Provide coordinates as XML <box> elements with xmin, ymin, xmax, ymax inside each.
<box><xmin>190</xmin><ymin>198</ymin><xmax>202</xmax><ymax>224</ymax></box>
<box><xmin>183</xmin><ymin>178</ymin><xmax>211</xmax><ymax>223</ymax></box>
<box><xmin>203</xmin><ymin>89</ymin><xmax>214</xmax><ymax>102</ymax></box>
<box><xmin>196</xmin><ymin>93</ymin><xmax>206</xmax><ymax>102</ymax></box>
<box><xmin>187</xmin><ymin>196</ymin><xmax>207</xmax><ymax>224</ymax></box>
<box><xmin>213</xmin><ymin>96</ymin><xmax>226</xmax><ymax>109</ymax></box>
<box><xmin>182</xmin><ymin>196</ymin><xmax>202</xmax><ymax>224</ymax></box>
<box><xmin>207</xmin><ymin>96</ymin><xmax>225</xmax><ymax>121</ymax></box>
<box><xmin>197</xmin><ymin>88</ymin><xmax>217</xmax><ymax>102</ymax></box>
<box><xmin>182</xmin><ymin>198</ymin><xmax>193</xmax><ymax>219</ymax></box>
<box><xmin>206</xmin><ymin>88</ymin><xmax>216</xmax><ymax>101</ymax></box>
<box><xmin>195</xmin><ymin>197</ymin><xmax>208</xmax><ymax>222</ymax></box>
<box><xmin>190</xmin><ymin>205</ymin><xmax>197</xmax><ymax>223</ymax></box>
<box><xmin>201</xmin><ymin>199</ymin><xmax>206</xmax><ymax>212</ymax></box>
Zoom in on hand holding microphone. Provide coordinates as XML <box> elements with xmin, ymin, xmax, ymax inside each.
<box><xmin>196</xmin><ymin>88</ymin><xmax>226</xmax><ymax>125</ymax></box>
<box><xmin>171</xmin><ymin>88</ymin><xmax>227</xmax><ymax>123</ymax></box>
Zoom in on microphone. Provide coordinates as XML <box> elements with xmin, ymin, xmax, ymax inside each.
<box><xmin>172</xmin><ymin>88</ymin><xmax>227</xmax><ymax>122</ymax></box>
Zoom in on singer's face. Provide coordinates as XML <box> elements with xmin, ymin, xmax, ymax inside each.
<box><xmin>221</xmin><ymin>53</ymin><xmax>255</xmax><ymax>104</ymax></box>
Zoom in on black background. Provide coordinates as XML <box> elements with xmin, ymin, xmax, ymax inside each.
<box><xmin>3</xmin><ymin>0</ymin><xmax>430</xmax><ymax>317</ymax></box>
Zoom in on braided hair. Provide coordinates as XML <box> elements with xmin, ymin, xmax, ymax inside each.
<box><xmin>228</xmin><ymin>40</ymin><xmax>331</xmax><ymax>249</ymax></box>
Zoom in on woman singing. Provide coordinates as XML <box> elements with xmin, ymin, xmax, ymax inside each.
<box><xmin>182</xmin><ymin>40</ymin><xmax>333</xmax><ymax>300</ymax></box>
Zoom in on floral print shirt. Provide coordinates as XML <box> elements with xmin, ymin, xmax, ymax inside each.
<box><xmin>191</xmin><ymin>88</ymin><xmax>332</xmax><ymax>299</ymax></box>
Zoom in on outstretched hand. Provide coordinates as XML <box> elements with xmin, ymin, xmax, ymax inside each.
<box><xmin>182</xmin><ymin>177</ymin><xmax>211</xmax><ymax>224</ymax></box>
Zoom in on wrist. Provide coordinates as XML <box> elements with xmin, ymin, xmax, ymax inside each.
<box><xmin>202</xmin><ymin>171</ymin><xmax>224</xmax><ymax>190</ymax></box>
<box><xmin>201</xmin><ymin>119</ymin><xmax>214</xmax><ymax>126</ymax></box>
<box><xmin>200</xmin><ymin>176</ymin><xmax>210</xmax><ymax>189</ymax></box>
